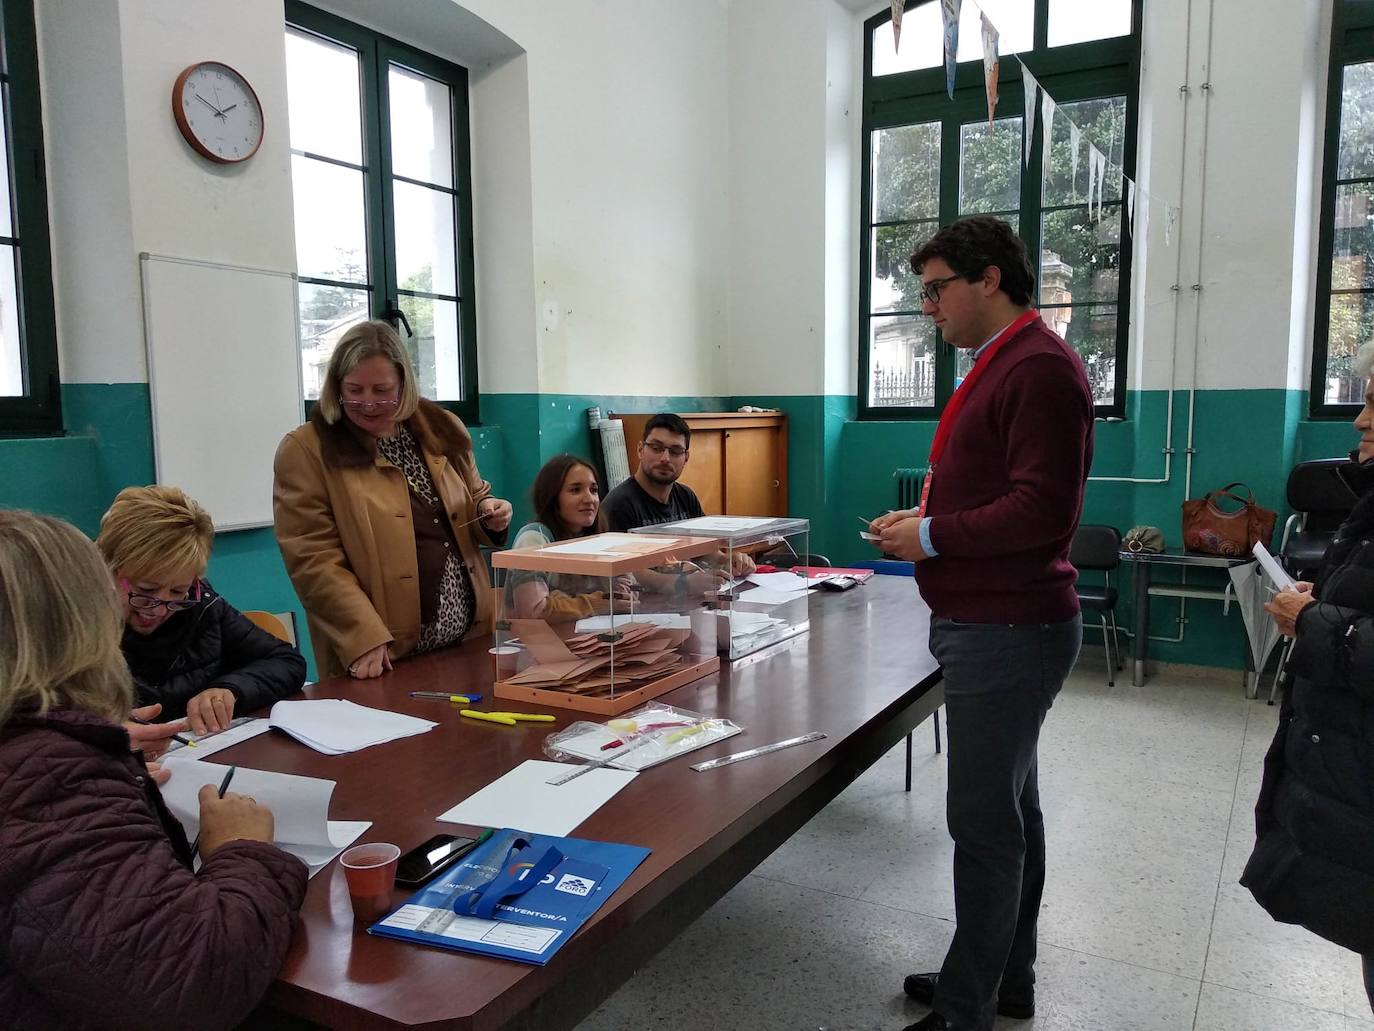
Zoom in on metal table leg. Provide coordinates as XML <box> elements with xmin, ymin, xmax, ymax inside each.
<box><xmin>1132</xmin><ymin>561</ymin><xmax>1150</xmax><ymax>686</ymax></box>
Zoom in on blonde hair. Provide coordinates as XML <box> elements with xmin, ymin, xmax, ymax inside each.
<box><xmin>315</xmin><ymin>319</ymin><xmax>421</xmax><ymax>425</ymax></box>
<box><xmin>96</xmin><ymin>485</ymin><xmax>214</xmax><ymax>584</ymax></box>
<box><xmin>0</xmin><ymin>510</ymin><xmax>133</xmax><ymax>727</ymax></box>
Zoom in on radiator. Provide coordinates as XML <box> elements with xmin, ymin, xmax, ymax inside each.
<box><xmin>599</xmin><ymin>419</ymin><xmax>632</xmax><ymax>490</ymax></box>
<box><xmin>893</xmin><ymin>467</ymin><xmax>926</xmax><ymax>511</ymax></box>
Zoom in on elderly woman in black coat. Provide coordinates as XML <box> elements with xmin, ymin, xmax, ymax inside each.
<box><xmin>1243</xmin><ymin>347</ymin><xmax>1374</xmax><ymax>1013</ymax></box>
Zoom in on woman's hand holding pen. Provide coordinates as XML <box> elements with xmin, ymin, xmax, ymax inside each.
<box><xmin>197</xmin><ymin>785</ymin><xmax>274</xmax><ymax>859</ymax></box>
<box><xmin>477</xmin><ymin>497</ymin><xmax>513</xmax><ymax>532</ymax></box>
<box><xmin>123</xmin><ymin>703</ymin><xmax>189</xmax><ymax>762</ymax></box>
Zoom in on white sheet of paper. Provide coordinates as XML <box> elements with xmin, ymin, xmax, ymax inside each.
<box><xmin>859</xmin><ymin>531</ymin><xmax>881</xmax><ymax>541</ymax></box>
<box><xmin>436</xmin><ymin>759</ymin><xmax>637</xmax><ymax>837</ymax></box>
<box><xmin>574</xmin><ymin>612</ymin><xmax>692</xmax><ymax>633</ymax></box>
<box><xmin>268</xmin><ymin>699</ymin><xmax>436</xmax><ymax>755</ymax></box>
<box><xmin>737</xmin><ymin>587</ymin><xmax>810</xmax><ymax>608</ymax></box>
<box><xmin>542</xmin><ymin>533</ymin><xmax>681</xmax><ymax>555</ymax></box>
<box><xmin>160</xmin><ymin>758</ymin><xmax>370</xmax><ymax>877</ymax></box>
<box><xmin>747</xmin><ymin>571</ymin><xmax>810</xmax><ymax>593</ymax></box>
<box><xmin>663</xmin><ymin>516</ymin><xmax>775</xmax><ymax>533</ymax></box>
<box><xmin>1251</xmin><ymin>542</ymin><xmax>1297</xmax><ymax>591</ymax></box>
<box><xmin>164</xmin><ymin>716</ymin><xmax>272</xmax><ymax>758</ymax></box>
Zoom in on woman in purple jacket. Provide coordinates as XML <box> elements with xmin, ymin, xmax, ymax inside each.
<box><xmin>0</xmin><ymin>509</ymin><xmax>307</xmax><ymax>1030</ymax></box>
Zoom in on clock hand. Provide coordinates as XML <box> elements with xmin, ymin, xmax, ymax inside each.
<box><xmin>219</xmin><ymin>103</ymin><xmax>237</xmax><ymax>116</ymax></box>
<box><xmin>194</xmin><ymin>93</ymin><xmax>222</xmax><ymax>116</ymax></box>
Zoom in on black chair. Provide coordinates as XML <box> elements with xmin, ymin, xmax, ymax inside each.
<box><xmin>1279</xmin><ymin>458</ymin><xmax>1358</xmax><ymax>581</ymax></box>
<box><xmin>1265</xmin><ymin>458</ymin><xmax>1360</xmax><ymax>703</ymax></box>
<box><xmin>1070</xmin><ymin>525</ymin><xmax>1124</xmax><ymax>686</ymax></box>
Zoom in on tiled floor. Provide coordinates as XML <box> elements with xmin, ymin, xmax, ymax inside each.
<box><xmin>578</xmin><ymin>662</ymin><xmax>1374</xmax><ymax>1030</ymax></box>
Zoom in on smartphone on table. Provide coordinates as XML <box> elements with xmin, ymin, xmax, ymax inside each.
<box><xmin>394</xmin><ymin>833</ymin><xmax>480</xmax><ymax>888</ymax></box>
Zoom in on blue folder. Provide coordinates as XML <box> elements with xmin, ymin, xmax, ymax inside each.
<box><xmin>368</xmin><ymin>828</ymin><xmax>651</xmax><ymax>965</ymax></box>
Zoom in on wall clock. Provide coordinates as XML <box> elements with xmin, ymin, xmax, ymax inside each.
<box><xmin>172</xmin><ymin>61</ymin><xmax>264</xmax><ymax>164</ymax></box>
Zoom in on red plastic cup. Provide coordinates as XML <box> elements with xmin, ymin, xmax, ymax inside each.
<box><xmin>489</xmin><ymin>645</ymin><xmax>520</xmax><ymax>678</ymax></box>
<box><xmin>340</xmin><ymin>842</ymin><xmax>400</xmax><ymax>922</ymax></box>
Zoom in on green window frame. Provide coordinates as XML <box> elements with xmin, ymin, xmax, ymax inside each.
<box><xmin>1311</xmin><ymin>0</ymin><xmax>1374</xmax><ymax>418</ymax></box>
<box><xmin>859</xmin><ymin>0</ymin><xmax>1141</xmax><ymax>421</ymax></box>
<box><xmin>0</xmin><ymin>0</ymin><xmax>59</xmax><ymax>436</ymax></box>
<box><xmin>286</xmin><ymin>2</ymin><xmax>479</xmax><ymax>423</ymax></box>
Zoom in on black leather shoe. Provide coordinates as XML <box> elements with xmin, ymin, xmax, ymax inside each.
<box><xmin>902</xmin><ymin>972</ymin><xmax>1035</xmax><ymax>1020</ymax></box>
<box><xmin>902</xmin><ymin>1012</ymin><xmax>962</xmax><ymax>1031</ymax></box>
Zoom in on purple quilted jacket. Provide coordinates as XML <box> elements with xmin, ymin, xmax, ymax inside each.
<box><xmin>0</xmin><ymin>708</ymin><xmax>307</xmax><ymax>1030</ymax></box>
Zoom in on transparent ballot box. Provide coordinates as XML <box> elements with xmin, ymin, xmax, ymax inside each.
<box><xmin>490</xmin><ymin>531</ymin><xmax>723</xmax><ymax>715</ymax></box>
<box><xmin>629</xmin><ymin>516</ymin><xmax>811</xmax><ymax>660</ymax></box>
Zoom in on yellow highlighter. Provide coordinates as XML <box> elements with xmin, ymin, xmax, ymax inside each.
<box><xmin>498</xmin><ymin>712</ymin><xmax>557</xmax><ymax>723</ymax></box>
<box><xmin>459</xmin><ymin>709</ymin><xmax>517</xmax><ymax>726</ymax></box>
<box><xmin>665</xmin><ymin>723</ymin><xmax>706</xmax><ymax>745</ymax></box>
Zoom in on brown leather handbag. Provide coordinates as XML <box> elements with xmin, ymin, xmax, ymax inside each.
<box><xmin>1181</xmin><ymin>482</ymin><xmax>1277</xmax><ymax>556</ymax></box>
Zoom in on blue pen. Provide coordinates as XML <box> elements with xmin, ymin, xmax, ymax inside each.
<box><xmin>409</xmin><ymin>691</ymin><xmax>482</xmax><ymax>703</ymax></box>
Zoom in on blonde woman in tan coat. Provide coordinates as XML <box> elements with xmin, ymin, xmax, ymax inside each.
<box><xmin>273</xmin><ymin>321</ymin><xmax>512</xmax><ymax>680</ymax></box>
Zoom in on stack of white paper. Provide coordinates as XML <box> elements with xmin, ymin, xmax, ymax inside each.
<box><xmin>161</xmin><ymin>757</ymin><xmax>370</xmax><ymax>876</ymax></box>
<box><xmin>268</xmin><ymin>699</ymin><xmax>436</xmax><ymax>755</ymax></box>
<box><xmin>746</xmin><ymin>571</ymin><xmax>811</xmax><ymax>594</ymax></box>
<box><xmin>573</xmin><ymin>612</ymin><xmax>692</xmax><ymax>633</ymax></box>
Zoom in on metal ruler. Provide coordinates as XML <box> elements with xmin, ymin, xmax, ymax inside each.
<box><xmin>546</xmin><ymin>734</ymin><xmax>657</xmax><ymax>786</ymax></box>
<box><xmin>690</xmin><ymin>731</ymin><xmax>826</xmax><ymax>772</ymax></box>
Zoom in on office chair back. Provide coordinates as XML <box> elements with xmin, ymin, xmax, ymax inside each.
<box><xmin>243</xmin><ymin>610</ymin><xmax>294</xmax><ymax>645</ymax></box>
<box><xmin>1070</xmin><ymin>524</ymin><xmax>1122</xmax><ymax>572</ymax></box>
<box><xmin>1286</xmin><ymin>458</ymin><xmax>1359</xmax><ymax>534</ymax></box>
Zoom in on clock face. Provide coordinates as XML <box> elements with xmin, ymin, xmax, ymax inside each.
<box><xmin>173</xmin><ymin>62</ymin><xmax>264</xmax><ymax>164</ymax></box>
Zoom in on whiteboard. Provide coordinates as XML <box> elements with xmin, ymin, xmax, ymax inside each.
<box><xmin>140</xmin><ymin>253</ymin><xmax>303</xmax><ymax>531</ymax></box>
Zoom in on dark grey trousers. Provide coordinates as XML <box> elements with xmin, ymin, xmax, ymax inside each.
<box><xmin>927</xmin><ymin>614</ymin><xmax>1082</xmax><ymax>1031</ymax></box>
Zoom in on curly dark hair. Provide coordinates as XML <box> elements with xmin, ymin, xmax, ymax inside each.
<box><xmin>909</xmin><ymin>215</ymin><xmax>1036</xmax><ymax>307</ymax></box>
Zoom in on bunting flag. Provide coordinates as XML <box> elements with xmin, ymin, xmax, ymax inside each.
<box><xmin>891</xmin><ymin>0</ymin><xmax>905</xmax><ymax>53</ymax></box>
<box><xmin>980</xmin><ymin>13</ymin><xmax>999</xmax><ymax>127</ymax></box>
<box><xmin>1040</xmin><ymin>89</ymin><xmax>1056</xmax><ymax>164</ymax></box>
<box><xmin>1021</xmin><ymin>67</ymin><xmax>1039</xmax><ymax>167</ymax></box>
<box><xmin>1069</xmin><ymin>122</ymin><xmax>1082</xmax><ymax>198</ymax></box>
<box><xmin>1086</xmin><ymin>144</ymin><xmax>1099</xmax><ymax>219</ymax></box>
<box><xmin>941</xmin><ymin>0</ymin><xmax>962</xmax><ymax>99</ymax></box>
<box><xmin>1126</xmin><ymin>179</ymin><xmax>1137</xmax><ymax>235</ymax></box>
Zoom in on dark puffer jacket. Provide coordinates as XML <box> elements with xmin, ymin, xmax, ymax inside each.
<box><xmin>0</xmin><ymin>708</ymin><xmax>308</xmax><ymax>1030</ymax></box>
<box><xmin>122</xmin><ymin>582</ymin><xmax>306</xmax><ymax>720</ymax></box>
<box><xmin>1242</xmin><ymin>456</ymin><xmax>1374</xmax><ymax>954</ymax></box>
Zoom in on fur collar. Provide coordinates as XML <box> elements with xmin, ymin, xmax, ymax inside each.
<box><xmin>312</xmin><ymin>398</ymin><xmax>472</xmax><ymax>470</ymax></box>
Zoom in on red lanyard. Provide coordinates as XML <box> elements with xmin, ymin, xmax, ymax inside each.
<box><xmin>917</xmin><ymin>309</ymin><xmax>1040</xmax><ymax>517</ymax></box>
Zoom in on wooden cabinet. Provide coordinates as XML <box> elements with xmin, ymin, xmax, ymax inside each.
<box><xmin>609</xmin><ymin>411</ymin><xmax>788</xmax><ymax>517</ymax></box>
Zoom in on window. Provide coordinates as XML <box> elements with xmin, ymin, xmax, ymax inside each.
<box><xmin>1313</xmin><ymin>2</ymin><xmax>1374</xmax><ymax>416</ymax></box>
<box><xmin>286</xmin><ymin>3</ymin><xmax>478</xmax><ymax>421</ymax></box>
<box><xmin>860</xmin><ymin>0</ymin><xmax>1140</xmax><ymax>419</ymax></box>
<box><xmin>0</xmin><ymin>0</ymin><xmax>58</xmax><ymax>435</ymax></box>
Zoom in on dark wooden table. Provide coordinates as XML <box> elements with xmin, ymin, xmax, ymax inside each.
<box><xmin>230</xmin><ymin>575</ymin><xmax>940</xmax><ymax>1030</ymax></box>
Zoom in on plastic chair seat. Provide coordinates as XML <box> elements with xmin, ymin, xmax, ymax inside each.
<box><xmin>1075</xmin><ymin>586</ymin><xmax>1119</xmax><ymax>611</ymax></box>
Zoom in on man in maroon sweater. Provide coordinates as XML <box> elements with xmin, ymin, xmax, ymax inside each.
<box><xmin>873</xmin><ymin>216</ymin><xmax>1094</xmax><ymax>1031</ymax></box>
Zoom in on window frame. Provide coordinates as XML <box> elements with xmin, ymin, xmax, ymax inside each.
<box><xmin>286</xmin><ymin>2</ymin><xmax>480</xmax><ymax>424</ymax></box>
<box><xmin>0</xmin><ymin>0</ymin><xmax>60</xmax><ymax>436</ymax></box>
<box><xmin>858</xmin><ymin>0</ymin><xmax>1142</xmax><ymax>421</ymax></box>
<box><xmin>1310</xmin><ymin>1</ymin><xmax>1374</xmax><ymax>419</ymax></box>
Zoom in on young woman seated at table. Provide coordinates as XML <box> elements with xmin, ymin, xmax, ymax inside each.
<box><xmin>96</xmin><ymin>485</ymin><xmax>306</xmax><ymax>736</ymax></box>
<box><xmin>0</xmin><ymin>509</ymin><xmax>306</xmax><ymax>1028</ymax></box>
<box><xmin>507</xmin><ymin>454</ymin><xmax>634</xmax><ymax>621</ymax></box>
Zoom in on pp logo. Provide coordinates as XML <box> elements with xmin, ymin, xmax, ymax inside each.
<box><xmin>554</xmin><ymin>873</ymin><xmax>595</xmax><ymax>897</ymax></box>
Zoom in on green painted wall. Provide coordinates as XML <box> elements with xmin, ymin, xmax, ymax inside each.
<box><xmin>1</xmin><ymin>384</ymin><xmax>1363</xmax><ymax>677</ymax></box>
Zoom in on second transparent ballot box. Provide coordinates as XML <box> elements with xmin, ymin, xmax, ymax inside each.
<box><xmin>490</xmin><ymin>531</ymin><xmax>723</xmax><ymax>715</ymax></box>
<box><xmin>629</xmin><ymin>515</ymin><xmax>811</xmax><ymax>660</ymax></box>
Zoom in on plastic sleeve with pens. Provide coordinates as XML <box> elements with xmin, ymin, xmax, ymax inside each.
<box><xmin>542</xmin><ymin>703</ymin><xmax>743</xmax><ymax>772</ymax></box>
